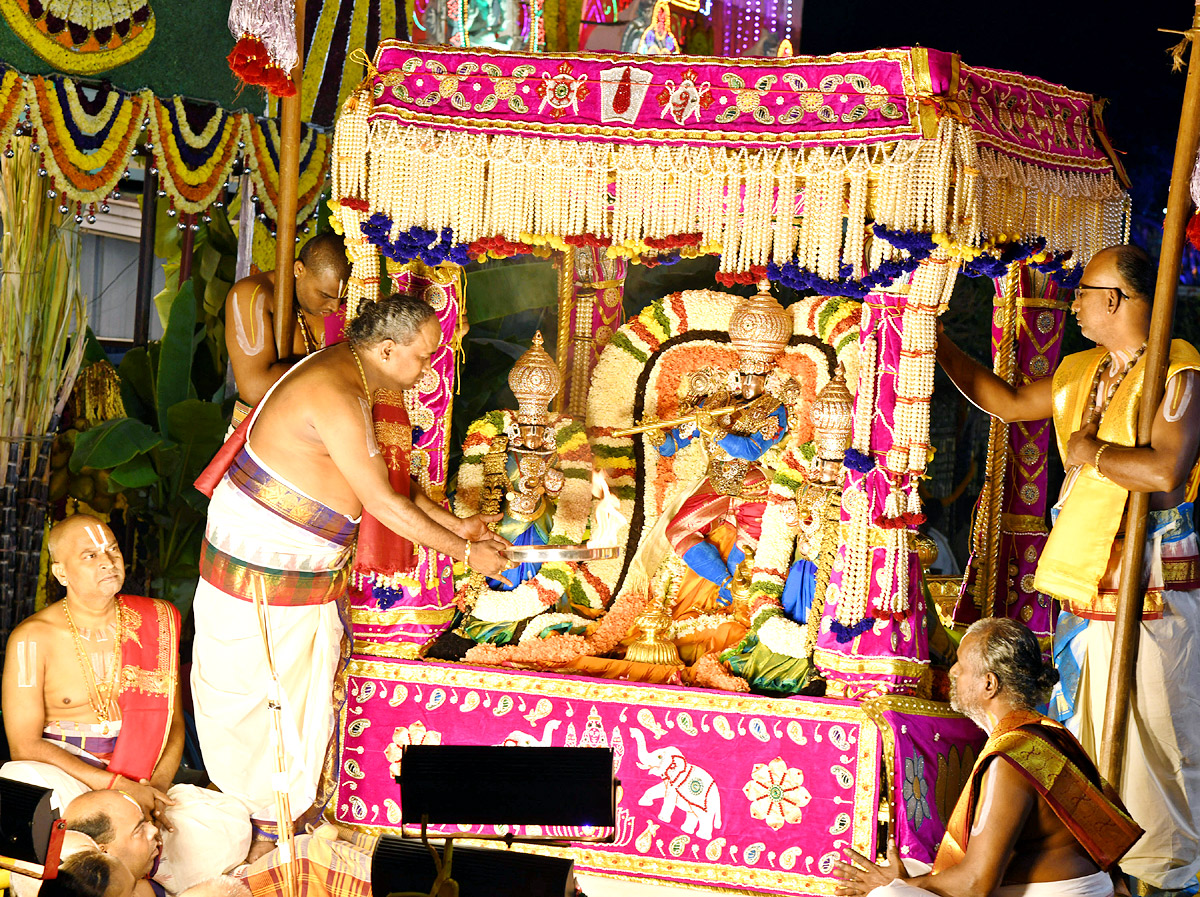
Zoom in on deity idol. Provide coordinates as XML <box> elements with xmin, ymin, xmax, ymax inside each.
<box><xmin>650</xmin><ymin>284</ymin><xmax>792</xmax><ymax>645</ymax></box>
<box><xmin>636</xmin><ymin>0</ymin><xmax>679</xmax><ymax>55</ymax></box>
<box><xmin>488</xmin><ymin>332</ymin><xmax>566</xmax><ymax>589</ymax></box>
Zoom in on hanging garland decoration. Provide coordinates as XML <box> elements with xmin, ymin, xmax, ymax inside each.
<box><xmin>227</xmin><ymin>0</ymin><xmax>298</xmax><ymax>98</ymax></box>
<box><xmin>1</xmin><ymin>0</ymin><xmax>156</xmax><ymax>76</ymax></box>
<box><xmin>245</xmin><ymin>116</ymin><xmax>330</xmax><ymax>231</ymax></box>
<box><xmin>0</xmin><ymin>69</ymin><xmax>28</xmax><ymax>154</ymax></box>
<box><xmin>27</xmin><ymin>74</ymin><xmax>148</xmax><ymax>214</ymax></box>
<box><xmin>147</xmin><ymin>97</ymin><xmax>248</xmax><ymax>216</ymax></box>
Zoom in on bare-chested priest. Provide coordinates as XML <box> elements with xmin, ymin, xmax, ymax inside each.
<box><xmin>0</xmin><ymin>515</ymin><xmax>251</xmax><ymax>893</ymax></box>
<box><xmin>192</xmin><ymin>293</ymin><xmax>512</xmax><ymax>860</ymax></box>
<box><xmin>835</xmin><ymin>618</ymin><xmax>1142</xmax><ymax>897</ymax></box>
<box><xmin>224</xmin><ymin>232</ymin><xmax>350</xmax><ymax>430</ymax></box>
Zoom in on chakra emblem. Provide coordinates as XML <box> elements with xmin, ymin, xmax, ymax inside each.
<box><xmin>538</xmin><ymin>62</ymin><xmax>589</xmax><ymax>119</ymax></box>
<box><xmin>656</xmin><ymin>70</ymin><xmax>713</xmax><ymax>126</ymax></box>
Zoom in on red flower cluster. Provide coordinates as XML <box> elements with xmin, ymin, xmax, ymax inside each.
<box><xmin>1187</xmin><ymin>212</ymin><xmax>1200</xmax><ymax>252</ymax></box>
<box><xmin>563</xmin><ymin>233</ymin><xmax>610</xmax><ymax>247</ymax></box>
<box><xmin>468</xmin><ymin>235</ymin><xmax>532</xmax><ymax>259</ymax></box>
<box><xmin>227</xmin><ymin>36</ymin><xmax>297</xmax><ymax>99</ymax></box>
<box><xmin>338</xmin><ymin>196</ymin><xmax>370</xmax><ymax>212</ymax></box>
<box><xmin>715</xmin><ymin>265</ymin><xmax>767</xmax><ymax>286</ymax></box>
<box><xmin>644</xmin><ymin>232</ymin><xmax>701</xmax><ymax>250</ymax></box>
<box><xmin>873</xmin><ymin>512</ymin><xmax>926</xmax><ymax>529</ymax></box>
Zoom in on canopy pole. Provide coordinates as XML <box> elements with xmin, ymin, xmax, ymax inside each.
<box><xmin>272</xmin><ymin>2</ymin><xmax>306</xmax><ymax>357</ymax></box>
<box><xmin>1098</xmin><ymin>1</ymin><xmax>1200</xmax><ymax>787</ymax></box>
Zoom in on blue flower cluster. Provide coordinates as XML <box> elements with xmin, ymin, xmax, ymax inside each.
<box><xmin>830</xmin><ymin>615</ymin><xmax>876</xmax><ymax>643</ymax></box>
<box><xmin>842</xmin><ymin>448</ymin><xmax>874</xmax><ymax>474</ymax></box>
<box><xmin>361</xmin><ymin>213</ymin><xmax>473</xmax><ymax>267</ymax></box>
<box><xmin>960</xmin><ymin>236</ymin><xmax>1081</xmax><ymax>287</ymax></box>
<box><xmin>766</xmin><ymin>225</ymin><xmax>936</xmax><ymax>298</ymax></box>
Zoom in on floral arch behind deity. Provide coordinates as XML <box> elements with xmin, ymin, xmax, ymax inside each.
<box><xmin>453</xmin><ymin>288</ymin><xmax>860</xmax><ymax>670</ymax></box>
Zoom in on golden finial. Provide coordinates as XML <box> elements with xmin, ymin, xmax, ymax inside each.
<box><xmin>508</xmin><ymin>331</ymin><xmax>562</xmax><ymax>425</ymax></box>
<box><xmin>728</xmin><ymin>281</ymin><xmax>792</xmax><ymax>374</ymax></box>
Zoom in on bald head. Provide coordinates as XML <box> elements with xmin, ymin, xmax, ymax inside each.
<box><xmin>66</xmin><ymin>790</ymin><xmax>160</xmax><ymax>881</ymax></box>
<box><xmin>48</xmin><ymin>515</ymin><xmax>124</xmax><ymax>602</ymax></box>
<box><xmin>1088</xmin><ymin>245</ymin><xmax>1156</xmax><ymax>303</ymax></box>
<box><xmin>47</xmin><ymin>515</ymin><xmax>106</xmax><ymax>564</ymax></box>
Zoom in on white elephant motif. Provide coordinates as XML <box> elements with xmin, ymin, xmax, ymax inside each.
<box><xmin>628</xmin><ymin>728</ymin><xmax>722</xmax><ymax>840</ymax></box>
<box><xmin>500</xmin><ymin>719</ymin><xmax>562</xmax><ymax>746</ymax></box>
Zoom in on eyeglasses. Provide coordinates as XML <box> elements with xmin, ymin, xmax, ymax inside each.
<box><xmin>1076</xmin><ymin>283</ymin><xmax>1128</xmax><ymax>301</ymax></box>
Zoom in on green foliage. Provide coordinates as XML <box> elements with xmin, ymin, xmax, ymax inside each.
<box><xmin>70</xmin><ymin>281</ymin><xmax>228</xmax><ymax>617</ymax></box>
<box><xmin>152</xmin><ymin>203</ymin><xmax>238</xmax><ymax>401</ymax></box>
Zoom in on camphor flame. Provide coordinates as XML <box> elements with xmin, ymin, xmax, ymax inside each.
<box><xmin>587</xmin><ymin>471</ymin><xmax>627</xmax><ymax>549</ymax></box>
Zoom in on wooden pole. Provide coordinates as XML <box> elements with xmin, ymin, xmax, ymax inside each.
<box><xmin>272</xmin><ymin>2</ymin><xmax>306</xmax><ymax>357</ymax></box>
<box><xmin>133</xmin><ymin>161</ymin><xmax>158</xmax><ymax>347</ymax></box>
<box><xmin>1098</xmin><ymin>2</ymin><xmax>1200</xmax><ymax>787</ymax></box>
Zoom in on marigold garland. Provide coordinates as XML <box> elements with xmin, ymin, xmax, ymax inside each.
<box><xmin>0</xmin><ymin>69</ymin><xmax>27</xmax><ymax>153</ymax></box>
<box><xmin>246</xmin><ymin>116</ymin><xmax>331</xmax><ymax>229</ymax></box>
<box><xmin>27</xmin><ymin>74</ymin><xmax>148</xmax><ymax>207</ymax></box>
<box><xmin>147</xmin><ymin>97</ymin><xmax>248</xmax><ymax>215</ymax></box>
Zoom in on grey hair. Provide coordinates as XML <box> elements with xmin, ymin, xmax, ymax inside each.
<box><xmin>346</xmin><ymin>294</ymin><xmax>436</xmax><ymax>348</ymax></box>
<box><xmin>965</xmin><ymin>617</ymin><xmax>1059</xmax><ymax>709</ymax></box>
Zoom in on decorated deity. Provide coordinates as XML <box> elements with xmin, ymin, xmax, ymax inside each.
<box><xmin>490</xmin><ymin>332</ymin><xmax>567</xmax><ymax>589</ymax></box>
<box><xmin>636</xmin><ymin>0</ymin><xmax>679</xmax><ymax>55</ymax></box>
<box><xmin>646</xmin><ymin>283</ymin><xmax>792</xmax><ymax>656</ymax></box>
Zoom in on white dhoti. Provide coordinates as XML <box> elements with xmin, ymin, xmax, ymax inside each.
<box><xmin>1059</xmin><ymin>517</ymin><xmax>1200</xmax><ymax>891</ymax></box>
<box><xmin>868</xmin><ymin>862</ymin><xmax>1113</xmax><ymax>897</ymax></box>
<box><xmin>191</xmin><ymin>441</ymin><xmax>355</xmax><ymax>837</ymax></box>
<box><xmin>0</xmin><ymin>760</ymin><xmax>251</xmax><ymax>894</ymax></box>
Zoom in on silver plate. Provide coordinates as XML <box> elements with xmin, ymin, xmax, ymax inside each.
<box><xmin>501</xmin><ymin>545</ymin><xmax>622</xmax><ymax>562</ymax></box>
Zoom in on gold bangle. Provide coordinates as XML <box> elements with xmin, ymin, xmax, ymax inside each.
<box><xmin>1093</xmin><ymin>443</ymin><xmax>1109</xmax><ymax>480</ymax></box>
<box><xmin>463</xmin><ymin>540</ymin><xmax>473</xmax><ymax>570</ymax></box>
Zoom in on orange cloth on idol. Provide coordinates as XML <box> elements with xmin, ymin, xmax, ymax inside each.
<box><xmin>933</xmin><ymin>710</ymin><xmax>1142</xmax><ymax>874</ymax></box>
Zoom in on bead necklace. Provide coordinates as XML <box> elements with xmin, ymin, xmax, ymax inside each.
<box><xmin>1087</xmin><ymin>342</ymin><xmax>1146</xmax><ymax>423</ymax></box>
<box><xmin>62</xmin><ymin>598</ymin><xmax>124</xmax><ymax>737</ymax></box>
<box><xmin>349</xmin><ymin>343</ymin><xmax>372</xmax><ymax>401</ymax></box>
<box><xmin>295</xmin><ymin>307</ymin><xmax>322</xmax><ymax>356</ymax></box>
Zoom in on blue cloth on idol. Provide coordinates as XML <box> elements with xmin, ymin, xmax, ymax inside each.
<box><xmin>781</xmin><ymin>559</ymin><xmax>816</xmax><ymax>625</ymax></box>
<box><xmin>654</xmin><ymin>403</ymin><xmax>787</xmax><ymax>461</ymax></box>
<box><xmin>683</xmin><ymin>542</ymin><xmax>734</xmax><ymax>605</ymax></box>
<box><xmin>486</xmin><ymin>525</ymin><xmax>545</xmax><ymax>590</ymax></box>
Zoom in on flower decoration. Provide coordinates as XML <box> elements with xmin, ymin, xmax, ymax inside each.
<box><xmin>27</xmin><ymin>73</ymin><xmax>148</xmax><ymax>210</ymax></box>
<box><xmin>743</xmin><ymin>757</ymin><xmax>812</xmax><ymax>830</ymax></box>
<box><xmin>903</xmin><ymin>753</ymin><xmax>932</xmax><ymax>832</ymax></box>
<box><xmin>382</xmin><ymin>721</ymin><xmax>442</xmax><ymax>779</ymax></box>
<box><xmin>0</xmin><ymin>69</ymin><xmax>28</xmax><ymax>153</ymax></box>
<box><xmin>146</xmin><ymin>96</ymin><xmax>247</xmax><ymax>215</ymax></box>
<box><xmin>1</xmin><ymin>0</ymin><xmax>155</xmax><ymax>75</ymax></box>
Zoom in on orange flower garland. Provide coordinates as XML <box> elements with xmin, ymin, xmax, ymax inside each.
<box><xmin>27</xmin><ymin>74</ymin><xmax>147</xmax><ymax>209</ymax></box>
<box><xmin>0</xmin><ymin>69</ymin><xmax>27</xmax><ymax>153</ymax></box>
<box><xmin>147</xmin><ymin>97</ymin><xmax>249</xmax><ymax>215</ymax></box>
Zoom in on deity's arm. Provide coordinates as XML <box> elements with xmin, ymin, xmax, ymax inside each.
<box><xmin>1069</xmin><ymin>369</ymin><xmax>1200</xmax><ymax>494</ymax></box>
<box><xmin>0</xmin><ymin>622</ymin><xmax>114</xmax><ymax>791</ymax></box>
<box><xmin>224</xmin><ymin>278</ymin><xmax>292</xmax><ymax>406</ymax></box>
<box><xmin>656</xmin><ymin>427</ymin><xmax>694</xmax><ymax>457</ymax></box>
<box><xmin>148</xmin><ymin>682</ymin><xmax>185</xmax><ymax>792</ymax></box>
<box><xmin>715</xmin><ymin>405</ymin><xmax>787</xmax><ymax>460</ymax></box>
<box><xmin>937</xmin><ymin>331</ymin><xmax>1053</xmax><ymax>423</ymax></box>
<box><xmin>904</xmin><ymin>759</ymin><xmax>1034</xmax><ymax>897</ymax></box>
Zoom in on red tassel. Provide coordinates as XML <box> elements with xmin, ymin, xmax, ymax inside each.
<box><xmin>227</xmin><ymin>35</ymin><xmax>297</xmax><ymax>99</ymax></box>
<box><xmin>1187</xmin><ymin>212</ymin><xmax>1200</xmax><ymax>251</ymax></box>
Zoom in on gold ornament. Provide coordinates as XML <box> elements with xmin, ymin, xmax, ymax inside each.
<box><xmin>913</xmin><ymin>532</ymin><xmax>939</xmax><ymax>572</ymax></box>
<box><xmin>811</xmin><ymin>363</ymin><xmax>854</xmax><ymax>465</ymax></box>
<box><xmin>626</xmin><ymin>574</ymin><xmax>684</xmax><ymax>667</ymax></box>
<box><xmin>727</xmin><ymin>280</ymin><xmax>792</xmax><ymax>375</ymax></box>
<box><xmin>508</xmin><ymin>331</ymin><xmax>562</xmax><ymax>425</ymax></box>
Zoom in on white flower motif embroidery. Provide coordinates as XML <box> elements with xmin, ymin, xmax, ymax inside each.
<box><xmin>743</xmin><ymin>757</ymin><xmax>812</xmax><ymax>831</ymax></box>
<box><xmin>383</xmin><ymin>721</ymin><xmax>442</xmax><ymax>779</ymax></box>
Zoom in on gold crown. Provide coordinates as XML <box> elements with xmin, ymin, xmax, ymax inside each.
<box><xmin>508</xmin><ymin>331</ymin><xmax>562</xmax><ymax>424</ymax></box>
<box><xmin>728</xmin><ymin>281</ymin><xmax>792</xmax><ymax>374</ymax></box>
<box><xmin>811</xmin><ymin>364</ymin><xmax>854</xmax><ymax>462</ymax></box>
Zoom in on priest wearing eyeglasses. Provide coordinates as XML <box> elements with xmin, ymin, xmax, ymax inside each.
<box><xmin>935</xmin><ymin>245</ymin><xmax>1200</xmax><ymax>895</ymax></box>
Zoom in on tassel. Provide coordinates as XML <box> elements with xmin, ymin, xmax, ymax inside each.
<box><xmin>227</xmin><ymin>0</ymin><xmax>298</xmax><ymax>98</ymax></box>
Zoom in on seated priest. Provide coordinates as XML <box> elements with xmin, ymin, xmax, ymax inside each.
<box><xmin>835</xmin><ymin>618</ymin><xmax>1142</xmax><ymax>897</ymax></box>
<box><xmin>0</xmin><ymin>515</ymin><xmax>251</xmax><ymax>893</ymax></box>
